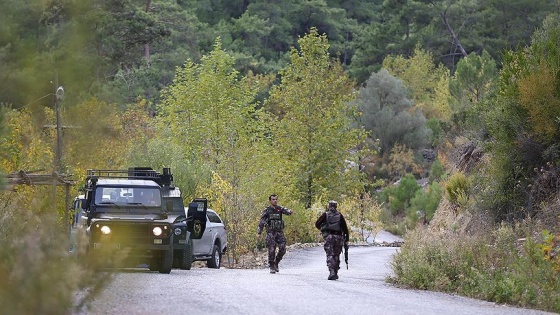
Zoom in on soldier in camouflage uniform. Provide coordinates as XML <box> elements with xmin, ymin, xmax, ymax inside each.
<box><xmin>315</xmin><ymin>200</ymin><xmax>349</xmax><ymax>280</ymax></box>
<box><xmin>257</xmin><ymin>194</ymin><xmax>293</xmax><ymax>274</ymax></box>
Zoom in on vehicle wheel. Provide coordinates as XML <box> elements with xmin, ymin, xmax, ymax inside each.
<box><xmin>148</xmin><ymin>256</ymin><xmax>160</xmax><ymax>271</ymax></box>
<box><xmin>207</xmin><ymin>244</ymin><xmax>221</xmax><ymax>269</ymax></box>
<box><xmin>159</xmin><ymin>249</ymin><xmax>173</xmax><ymax>274</ymax></box>
<box><xmin>180</xmin><ymin>241</ymin><xmax>193</xmax><ymax>270</ymax></box>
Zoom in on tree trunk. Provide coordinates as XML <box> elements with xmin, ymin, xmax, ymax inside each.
<box><xmin>144</xmin><ymin>0</ymin><xmax>152</xmax><ymax>63</ymax></box>
<box><xmin>440</xmin><ymin>9</ymin><xmax>468</xmax><ymax>58</ymax></box>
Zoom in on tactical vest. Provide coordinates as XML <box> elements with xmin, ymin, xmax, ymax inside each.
<box><xmin>267</xmin><ymin>207</ymin><xmax>285</xmax><ymax>231</ymax></box>
<box><xmin>325</xmin><ymin>211</ymin><xmax>341</xmax><ymax>232</ymax></box>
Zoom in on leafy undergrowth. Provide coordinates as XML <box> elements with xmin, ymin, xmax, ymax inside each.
<box><xmin>0</xmin><ymin>195</ymin><xmax>112</xmax><ymax>315</ymax></box>
<box><xmin>389</xmin><ymin>223</ymin><xmax>560</xmax><ymax>313</ymax></box>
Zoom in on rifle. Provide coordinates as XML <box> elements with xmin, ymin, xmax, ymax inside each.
<box><xmin>343</xmin><ymin>237</ymin><xmax>349</xmax><ymax>269</ymax></box>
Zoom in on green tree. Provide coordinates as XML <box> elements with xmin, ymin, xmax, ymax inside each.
<box><xmin>265</xmin><ymin>28</ymin><xmax>366</xmax><ymax>208</ymax></box>
<box><xmin>343</xmin><ymin>191</ymin><xmax>383</xmax><ymax>242</ymax></box>
<box><xmin>449</xmin><ymin>50</ymin><xmax>498</xmax><ymax>130</ymax></box>
<box><xmin>156</xmin><ymin>39</ymin><xmax>268</xmax><ymax>260</ymax></box>
<box><xmin>428</xmin><ymin>158</ymin><xmax>446</xmax><ymax>183</ymax></box>
<box><xmin>349</xmin><ymin>0</ymin><xmax>554</xmax><ymax>84</ymax></box>
<box><xmin>380</xmin><ymin>173</ymin><xmax>421</xmax><ymax>216</ymax></box>
<box><xmin>357</xmin><ymin>69</ymin><xmax>431</xmax><ymax>154</ymax></box>
<box><xmin>0</xmin><ymin>0</ymin><xmax>103</xmax><ymax>109</ymax></box>
<box><xmin>409</xmin><ymin>181</ymin><xmax>442</xmax><ymax>224</ymax></box>
<box><xmin>99</xmin><ymin>0</ymin><xmax>212</xmax><ymax>106</ymax></box>
<box><xmin>480</xmin><ymin>13</ymin><xmax>560</xmax><ymax>222</ymax></box>
<box><xmin>383</xmin><ymin>46</ymin><xmax>452</xmax><ymax>121</ymax></box>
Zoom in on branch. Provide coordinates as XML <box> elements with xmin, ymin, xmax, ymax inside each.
<box><xmin>440</xmin><ymin>8</ymin><xmax>468</xmax><ymax>58</ymax></box>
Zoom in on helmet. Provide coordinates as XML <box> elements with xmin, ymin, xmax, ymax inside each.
<box><xmin>328</xmin><ymin>200</ymin><xmax>337</xmax><ymax>207</ymax></box>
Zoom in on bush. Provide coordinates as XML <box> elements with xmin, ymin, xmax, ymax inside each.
<box><xmin>445</xmin><ymin>172</ymin><xmax>469</xmax><ymax>205</ymax></box>
<box><xmin>390</xmin><ymin>223</ymin><xmax>560</xmax><ymax>313</ymax></box>
<box><xmin>428</xmin><ymin>158</ymin><xmax>445</xmax><ymax>183</ymax></box>
<box><xmin>409</xmin><ymin>182</ymin><xmax>442</xmax><ymax>224</ymax></box>
<box><xmin>0</xmin><ymin>191</ymin><xmax>111</xmax><ymax>314</ymax></box>
<box><xmin>385</xmin><ymin>174</ymin><xmax>421</xmax><ymax>216</ymax></box>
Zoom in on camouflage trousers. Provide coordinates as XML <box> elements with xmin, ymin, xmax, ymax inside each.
<box><xmin>323</xmin><ymin>234</ymin><xmax>344</xmax><ymax>270</ymax></box>
<box><xmin>266</xmin><ymin>230</ymin><xmax>287</xmax><ymax>265</ymax></box>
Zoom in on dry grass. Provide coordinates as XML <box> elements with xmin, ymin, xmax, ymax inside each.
<box><xmin>390</xmin><ymin>202</ymin><xmax>560</xmax><ymax>313</ymax></box>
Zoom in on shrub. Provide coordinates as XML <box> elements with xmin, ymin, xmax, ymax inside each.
<box><xmin>0</xmin><ymin>191</ymin><xmax>111</xmax><ymax>314</ymax></box>
<box><xmin>390</xmin><ymin>223</ymin><xmax>560</xmax><ymax>313</ymax></box>
<box><xmin>388</xmin><ymin>174</ymin><xmax>421</xmax><ymax>216</ymax></box>
<box><xmin>445</xmin><ymin>172</ymin><xmax>469</xmax><ymax>205</ymax></box>
<box><xmin>409</xmin><ymin>182</ymin><xmax>442</xmax><ymax>224</ymax></box>
<box><xmin>428</xmin><ymin>158</ymin><xmax>445</xmax><ymax>183</ymax></box>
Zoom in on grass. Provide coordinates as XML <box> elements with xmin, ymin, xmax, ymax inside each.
<box><xmin>389</xmin><ymin>223</ymin><xmax>560</xmax><ymax>313</ymax></box>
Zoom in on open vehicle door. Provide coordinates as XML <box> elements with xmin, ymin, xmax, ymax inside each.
<box><xmin>186</xmin><ymin>198</ymin><xmax>207</xmax><ymax>239</ymax></box>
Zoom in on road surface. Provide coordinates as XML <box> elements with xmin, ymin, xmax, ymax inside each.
<box><xmin>77</xmin><ymin>245</ymin><xmax>552</xmax><ymax>315</ymax></box>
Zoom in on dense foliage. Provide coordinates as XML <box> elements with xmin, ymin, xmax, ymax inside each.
<box><xmin>1</xmin><ymin>1</ymin><xmax>560</xmax><ymax>313</ymax></box>
<box><xmin>1</xmin><ymin>0</ymin><xmax>555</xmax><ymax>109</ymax></box>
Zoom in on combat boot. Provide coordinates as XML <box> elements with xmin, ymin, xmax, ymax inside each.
<box><xmin>334</xmin><ymin>269</ymin><xmax>339</xmax><ymax>280</ymax></box>
<box><xmin>328</xmin><ymin>268</ymin><xmax>337</xmax><ymax>280</ymax></box>
<box><xmin>269</xmin><ymin>262</ymin><xmax>276</xmax><ymax>274</ymax></box>
<box><xmin>273</xmin><ymin>259</ymin><xmax>280</xmax><ymax>272</ymax></box>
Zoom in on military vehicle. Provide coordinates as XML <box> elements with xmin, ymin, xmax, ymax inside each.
<box><xmin>77</xmin><ymin>167</ymin><xmax>207</xmax><ymax>274</ymax></box>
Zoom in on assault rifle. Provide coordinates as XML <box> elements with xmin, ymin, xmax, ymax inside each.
<box><xmin>343</xmin><ymin>236</ymin><xmax>349</xmax><ymax>269</ymax></box>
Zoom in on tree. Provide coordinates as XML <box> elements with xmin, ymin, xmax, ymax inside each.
<box><xmin>477</xmin><ymin>13</ymin><xmax>560</xmax><ymax>222</ymax></box>
<box><xmin>99</xmin><ymin>0</ymin><xmax>212</xmax><ymax>106</ymax></box>
<box><xmin>63</xmin><ymin>98</ymin><xmax>130</xmax><ymax>174</ymax></box>
<box><xmin>0</xmin><ymin>105</ymin><xmax>8</xmax><ymax>190</ymax></box>
<box><xmin>156</xmin><ymin>38</ymin><xmax>268</xmax><ymax>261</ymax></box>
<box><xmin>383</xmin><ymin>46</ymin><xmax>452</xmax><ymax>121</ymax></box>
<box><xmin>265</xmin><ymin>28</ymin><xmax>366</xmax><ymax>208</ymax></box>
<box><xmin>348</xmin><ymin>0</ymin><xmax>554</xmax><ymax>84</ymax></box>
<box><xmin>449</xmin><ymin>50</ymin><xmax>498</xmax><ymax>129</ymax></box>
<box><xmin>386</xmin><ymin>144</ymin><xmax>424</xmax><ymax>181</ymax></box>
<box><xmin>343</xmin><ymin>191</ymin><xmax>383</xmax><ymax>242</ymax></box>
<box><xmin>357</xmin><ymin>69</ymin><xmax>431</xmax><ymax>154</ymax></box>
<box><xmin>379</xmin><ymin>173</ymin><xmax>421</xmax><ymax>216</ymax></box>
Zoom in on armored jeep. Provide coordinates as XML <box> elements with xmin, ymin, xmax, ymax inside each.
<box><xmin>79</xmin><ymin>167</ymin><xmax>207</xmax><ymax>274</ymax></box>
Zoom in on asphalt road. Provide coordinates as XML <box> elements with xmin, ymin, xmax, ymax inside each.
<box><xmin>79</xmin><ymin>246</ymin><xmax>553</xmax><ymax>315</ymax></box>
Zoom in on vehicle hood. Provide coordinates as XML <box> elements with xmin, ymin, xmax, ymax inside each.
<box><xmin>166</xmin><ymin>213</ymin><xmax>186</xmax><ymax>224</ymax></box>
<box><xmin>93</xmin><ymin>213</ymin><xmax>168</xmax><ymax>221</ymax></box>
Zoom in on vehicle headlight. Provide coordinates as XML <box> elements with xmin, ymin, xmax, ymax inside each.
<box><xmin>100</xmin><ymin>225</ymin><xmax>111</xmax><ymax>235</ymax></box>
<box><xmin>174</xmin><ymin>227</ymin><xmax>182</xmax><ymax>236</ymax></box>
<box><xmin>153</xmin><ymin>226</ymin><xmax>163</xmax><ymax>236</ymax></box>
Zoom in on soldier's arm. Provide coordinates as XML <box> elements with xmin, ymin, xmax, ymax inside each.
<box><xmin>257</xmin><ymin>209</ymin><xmax>268</xmax><ymax>234</ymax></box>
<box><xmin>315</xmin><ymin>212</ymin><xmax>326</xmax><ymax>230</ymax></box>
<box><xmin>341</xmin><ymin>215</ymin><xmax>350</xmax><ymax>241</ymax></box>
<box><xmin>281</xmin><ymin>206</ymin><xmax>293</xmax><ymax>215</ymax></box>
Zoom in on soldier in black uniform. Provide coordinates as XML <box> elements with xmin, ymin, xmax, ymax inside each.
<box><xmin>315</xmin><ymin>200</ymin><xmax>349</xmax><ymax>280</ymax></box>
<box><xmin>257</xmin><ymin>194</ymin><xmax>293</xmax><ymax>274</ymax></box>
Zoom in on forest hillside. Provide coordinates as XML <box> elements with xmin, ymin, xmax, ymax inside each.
<box><xmin>1</xmin><ymin>1</ymin><xmax>560</xmax><ymax>313</ymax></box>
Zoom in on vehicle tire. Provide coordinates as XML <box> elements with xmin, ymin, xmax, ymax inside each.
<box><xmin>148</xmin><ymin>256</ymin><xmax>160</xmax><ymax>271</ymax></box>
<box><xmin>159</xmin><ymin>249</ymin><xmax>173</xmax><ymax>274</ymax></box>
<box><xmin>180</xmin><ymin>241</ymin><xmax>193</xmax><ymax>270</ymax></box>
<box><xmin>207</xmin><ymin>244</ymin><xmax>221</xmax><ymax>269</ymax></box>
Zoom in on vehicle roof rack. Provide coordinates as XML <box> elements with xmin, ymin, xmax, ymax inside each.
<box><xmin>86</xmin><ymin>167</ymin><xmax>174</xmax><ymax>187</ymax></box>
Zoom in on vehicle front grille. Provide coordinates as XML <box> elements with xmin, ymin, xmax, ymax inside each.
<box><xmin>91</xmin><ymin>221</ymin><xmax>171</xmax><ymax>245</ymax></box>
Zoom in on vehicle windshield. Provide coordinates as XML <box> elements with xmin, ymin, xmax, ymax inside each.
<box><xmin>94</xmin><ymin>187</ymin><xmax>162</xmax><ymax>207</ymax></box>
